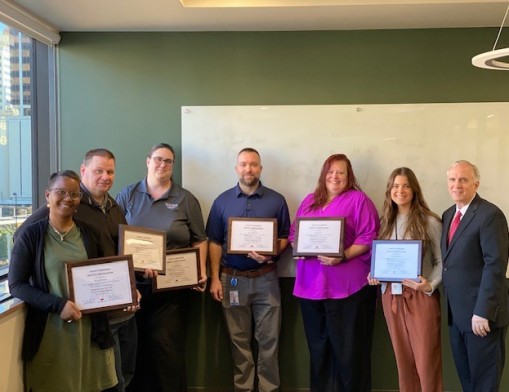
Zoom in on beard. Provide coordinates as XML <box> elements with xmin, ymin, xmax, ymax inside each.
<box><xmin>239</xmin><ymin>175</ymin><xmax>259</xmax><ymax>187</ymax></box>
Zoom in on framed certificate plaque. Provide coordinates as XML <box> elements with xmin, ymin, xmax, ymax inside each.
<box><xmin>119</xmin><ymin>224</ymin><xmax>166</xmax><ymax>274</ymax></box>
<box><xmin>65</xmin><ymin>255</ymin><xmax>137</xmax><ymax>314</ymax></box>
<box><xmin>370</xmin><ymin>240</ymin><xmax>423</xmax><ymax>282</ymax></box>
<box><xmin>153</xmin><ymin>248</ymin><xmax>201</xmax><ymax>291</ymax></box>
<box><xmin>227</xmin><ymin>217</ymin><xmax>278</xmax><ymax>255</ymax></box>
<box><xmin>293</xmin><ymin>217</ymin><xmax>345</xmax><ymax>257</ymax></box>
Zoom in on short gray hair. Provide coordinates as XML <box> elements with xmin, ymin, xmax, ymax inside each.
<box><xmin>447</xmin><ymin>160</ymin><xmax>480</xmax><ymax>181</ymax></box>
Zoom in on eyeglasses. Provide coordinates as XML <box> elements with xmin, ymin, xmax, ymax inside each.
<box><xmin>49</xmin><ymin>188</ymin><xmax>82</xmax><ymax>201</ymax></box>
<box><xmin>152</xmin><ymin>156</ymin><xmax>174</xmax><ymax>166</ymax></box>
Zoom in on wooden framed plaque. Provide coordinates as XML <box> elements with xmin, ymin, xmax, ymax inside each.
<box><xmin>293</xmin><ymin>217</ymin><xmax>345</xmax><ymax>257</ymax></box>
<box><xmin>65</xmin><ymin>255</ymin><xmax>137</xmax><ymax>314</ymax></box>
<box><xmin>153</xmin><ymin>248</ymin><xmax>201</xmax><ymax>291</ymax></box>
<box><xmin>119</xmin><ymin>224</ymin><xmax>166</xmax><ymax>274</ymax></box>
<box><xmin>227</xmin><ymin>217</ymin><xmax>278</xmax><ymax>256</ymax></box>
<box><xmin>370</xmin><ymin>240</ymin><xmax>423</xmax><ymax>282</ymax></box>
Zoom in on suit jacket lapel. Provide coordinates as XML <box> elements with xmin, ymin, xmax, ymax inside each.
<box><xmin>442</xmin><ymin>207</ymin><xmax>455</xmax><ymax>260</ymax></box>
<box><xmin>445</xmin><ymin>194</ymin><xmax>481</xmax><ymax>257</ymax></box>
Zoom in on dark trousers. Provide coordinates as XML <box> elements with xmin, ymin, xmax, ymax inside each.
<box><xmin>104</xmin><ymin>316</ymin><xmax>138</xmax><ymax>392</ymax></box>
<box><xmin>449</xmin><ymin>322</ymin><xmax>507</xmax><ymax>392</ymax></box>
<box><xmin>127</xmin><ymin>289</ymin><xmax>189</xmax><ymax>392</ymax></box>
<box><xmin>300</xmin><ymin>284</ymin><xmax>377</xmax><ymax>392</ymax></box>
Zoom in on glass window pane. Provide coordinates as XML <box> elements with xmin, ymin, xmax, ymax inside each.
<box><xmin>0</xmin><ymin>23</ymin><xmax>33</xmax><ymax>291</ymax></box>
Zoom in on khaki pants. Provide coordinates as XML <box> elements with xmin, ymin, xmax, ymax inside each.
<box><xmin>221</xmin><ymin>269</ymin><xmax>281</xmax><ymax>392</ymax></box>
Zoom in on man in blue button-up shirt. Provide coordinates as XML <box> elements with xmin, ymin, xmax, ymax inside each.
<box><xmin>207</xmin><ymin>147</ymin><xmax>290</xmax><ymax>392</ymax></box>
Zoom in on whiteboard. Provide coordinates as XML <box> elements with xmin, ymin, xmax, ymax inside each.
<box><xmin>182</xmin><ymin>103</ymin><xmax>509</xmax><ymax>277</ymax></box>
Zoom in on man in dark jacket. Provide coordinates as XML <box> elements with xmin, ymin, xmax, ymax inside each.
<box><xmin>441</xmin><ymin>160</ymin><xmax>509</xmax><ymax>392</ymax></box>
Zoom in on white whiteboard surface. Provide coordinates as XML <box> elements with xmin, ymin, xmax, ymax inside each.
<box><xmin>182</xmin><ymin>103</ymin><xmax>509</xmax><ymax>277</ymax></box>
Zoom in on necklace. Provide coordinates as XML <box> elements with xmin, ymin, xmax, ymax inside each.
<box><xmin>49</xmin><ymin>221</ymin><xmax>75</xmax><ymax>241</ymax></box>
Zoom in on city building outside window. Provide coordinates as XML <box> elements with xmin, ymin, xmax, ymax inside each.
<box><xmin>0</xmin><ymin>23</ymin><xmax>33</xmax><ymax>302</ymax></box>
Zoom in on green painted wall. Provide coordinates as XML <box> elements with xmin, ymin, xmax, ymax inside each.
<box><xmin>58</xmin><ymin>29</ymin><xmax>509</xmax><ymax>391</ymax></box>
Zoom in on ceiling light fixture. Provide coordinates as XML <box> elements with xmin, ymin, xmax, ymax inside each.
<box><xmin>472</xmin><ymin>2</ymin><xmax>509</xmax><ymax>70</ymax></box>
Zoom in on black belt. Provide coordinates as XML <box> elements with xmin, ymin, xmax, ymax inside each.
<box><xmin>221</xmin><ymin>263</ymin><xmax>277</xmax><ymax>278</ymax></box>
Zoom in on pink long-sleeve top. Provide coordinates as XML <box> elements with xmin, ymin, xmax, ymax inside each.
<box><xmin>289</xmin><ymin>189</ymin><xmax>380</xmax><ymax>300</ymax></box>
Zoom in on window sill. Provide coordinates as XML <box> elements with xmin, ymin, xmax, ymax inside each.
<box><xmin>0</xmin><ymin>297</ymin><xmax>24</xmax><ymax>319</ymax></box>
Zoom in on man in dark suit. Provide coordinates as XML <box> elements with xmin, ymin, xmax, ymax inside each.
<box><xmin>441</xmin><ymin>160</ymin><xmax>509</xmax><ymax>392</ymax></box>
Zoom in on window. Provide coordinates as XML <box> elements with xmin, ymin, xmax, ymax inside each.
<box><xmin>0</xmin><ymin>24</ymin><xmax>33</xmax><ymax>302</ymax></box>
<box><xmin>0</xmin><ymin>0</ymin><xmax>57</xmax><ymax>308</ymax></box>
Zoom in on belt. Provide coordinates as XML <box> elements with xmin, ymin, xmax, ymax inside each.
<box><xmin>221</xmin><ymin>263</ymin><xmax>277</xmax><ymax>278</ymax></box>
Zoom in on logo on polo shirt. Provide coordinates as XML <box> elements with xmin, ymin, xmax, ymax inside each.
<box><xmin>165</xmin><ymin>202</ymin><xmax>178</xmax><ymax>210</ymax></box>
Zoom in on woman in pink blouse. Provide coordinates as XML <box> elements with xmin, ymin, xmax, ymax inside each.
<box><xmin>289</xmin><ymin>154</ymin><xmax>379</xmax><ymax>392</ymax></box>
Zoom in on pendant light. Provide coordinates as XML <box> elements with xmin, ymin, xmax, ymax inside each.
<box><xmin>472</xmin><ymin>2</ymin><xmax>509</xmax><ymax>70</ymax></box>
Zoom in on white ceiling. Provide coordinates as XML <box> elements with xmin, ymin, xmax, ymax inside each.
<box><xmin>8</xmin><ymin>0</ymin><xmax>509</xmax><ymax>32</ymax></box>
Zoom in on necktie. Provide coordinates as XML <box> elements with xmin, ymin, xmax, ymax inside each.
<box><xmin>448</xmin><ymin>210</ymin><xmax>462</xmax><ymax>245</ymax></box>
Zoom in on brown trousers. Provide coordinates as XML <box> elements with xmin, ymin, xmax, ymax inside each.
<box><xmin>382</xmin><ymin>285</ymin><xmax>443</xmax><ymax>392</ymax></box>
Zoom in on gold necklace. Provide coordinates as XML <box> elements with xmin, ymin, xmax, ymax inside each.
<box><xmin>49</xmin><ymin>221</ymin><xmax>75</xmax><ymax>241</ymax></box>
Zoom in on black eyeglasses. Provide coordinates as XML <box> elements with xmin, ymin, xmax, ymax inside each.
<box><xmin>152</xmin><ymin>156</ymin><xmax>174</xmax><ymax>166</ymax></box>
<box><xmin>49</xmin><ymin>188</ymin><xmax>82</xmax><ymax>201</ymax></box>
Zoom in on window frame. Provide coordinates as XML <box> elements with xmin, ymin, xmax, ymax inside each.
<box><xmin>0</xmin><ymin>32</ymin><xmax>57</xmax><ymax>306</ymax></box>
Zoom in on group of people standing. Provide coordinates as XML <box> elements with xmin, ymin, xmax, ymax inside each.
<box><xmin>7</xmin><ymin>144</ymin><xmax>509</xmax><ymax>392</ymax></box>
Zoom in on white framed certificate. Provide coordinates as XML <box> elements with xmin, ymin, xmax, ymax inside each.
<box><xmin>65</xmin><ymin>255</ymin><xmax>137</xmax><ymax>314</ymax></box>
<box><xmin>227</xmin><ymin>217</ymin><xmax>278</xmax><ymax>255</ymax></box>
<box><xmin>119</xmin><ymin>224</ymin><xmax>166</xmax><ymax>274</ymax></box>
<box><xmin>370</xmin><ymin>240</ymin><xmax>423</xmax><ymax>282</ymax></box>
<box><xmin>293</xmin><ymin>217</ymin><xmax>344</xmax><ymax>257</ymax></box>
<box><xmin>153</xmin><ymin>248</ymin><xmax>201</xmax><ymax>291</ymax></box>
